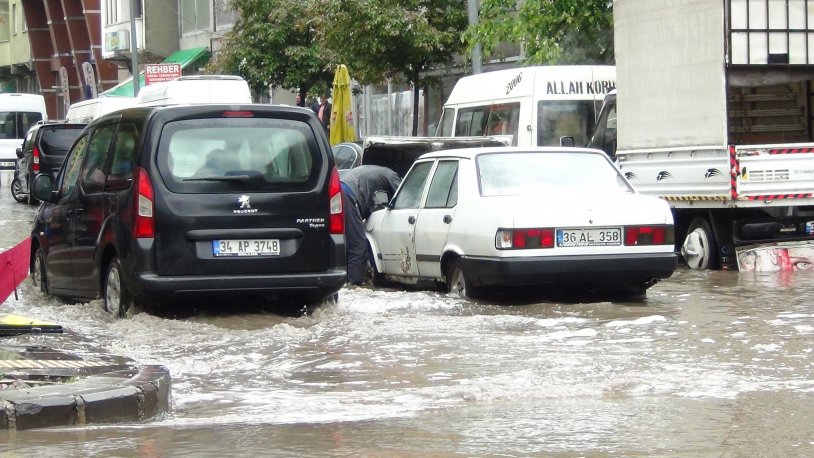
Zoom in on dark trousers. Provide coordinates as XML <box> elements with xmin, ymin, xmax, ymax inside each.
<box><xmin>342</xmin><ymin>192</ymin><xmax>367</xmax><ymax>284</ymax></box>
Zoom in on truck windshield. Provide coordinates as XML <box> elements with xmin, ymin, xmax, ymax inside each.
<box><xmin>536</xmin><ymin>101</ymin><xmax>596</xmax><ymax>147</ymax></box>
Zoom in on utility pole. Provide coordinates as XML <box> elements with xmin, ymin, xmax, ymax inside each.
<box><xmin>466</xmin><ymin>0</ymin><xmax>482</xmax><ymax>74</ymax></box>
<box><xmin>129</xmin><ymin>0</ymin><xmax>140</xmax><ymax>96</ymax></box>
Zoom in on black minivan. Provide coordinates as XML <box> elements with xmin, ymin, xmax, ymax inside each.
<box><xmin>30</xmin><ymin>104</ymin><xmax>346</xmax><ymax>317</ymax></box>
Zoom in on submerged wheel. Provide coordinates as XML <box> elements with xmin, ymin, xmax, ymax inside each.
<box><xmin>446</xmin><ymin>258</ymin><xmax>483</xmax><ymax>299</ymax></box>
<box><xmin>681</xmin><ymin>217</ymin><xmax>718</xmax><ymax>270</ymax></box>
<box><xmin>365</xmin><ymin>245</ymin><xmax>386</xmax><ymax>287</ymax></box>
<box><xmin>11</xmin><ymin>178</ymin><xmax>26</xmax><ymax>203</ymax></box>
<box><xmin>31</xmin><ymin>247</ymin><xmax>49</xmax><ymax>294</ymax></box>
<box><xmin>104</xmin><ymin>258</ymin><xmax>135</xmax><ymax>319</ymax></box>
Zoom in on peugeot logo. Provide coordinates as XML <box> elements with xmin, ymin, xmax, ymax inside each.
<box><xmin>704</xmin><ymin>168</ymin><xmax>722</xmax><ymax>178</ymax></box>
<box><xmin>238</xmin><ymin>195</ymin><xmax>251</xmax><ymax>209</ymax></box>
<box><xmin>656</xmin><ymin>171</ymin><xmax>673</xmax><ymax>181</ymax></box>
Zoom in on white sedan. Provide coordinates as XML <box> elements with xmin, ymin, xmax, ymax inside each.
<box><xmin>365</xmin><ymin>147</ymin><xmax>677</xmax><ymax>298</ymax></box>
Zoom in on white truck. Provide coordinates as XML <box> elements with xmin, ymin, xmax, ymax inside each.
<box><xmin>589</xmin><ymin>0</ymin><xmax>814</xmax><ymax>270</ymax></box>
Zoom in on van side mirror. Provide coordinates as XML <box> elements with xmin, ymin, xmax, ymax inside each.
<box><xmin>32</xmin><ymin>174</ymin><xmax>56</xmax><ymax>203</ymax></box>
<box><xmin>559</xmin><ymin>136</ymin><xmax>575</xmax><ymax>147</ymax></box>
<box><xmin>15</xmin><ymin>146</ymin><xmax>23</xmax><ymax>158</ymax></box>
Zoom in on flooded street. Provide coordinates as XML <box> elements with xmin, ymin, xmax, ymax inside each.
<box><xmin>2</xmin><ymin>191</ymin><xmax>814</xmax><ymax>456</ymax></box>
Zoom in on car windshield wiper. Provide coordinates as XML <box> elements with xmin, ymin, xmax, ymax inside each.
<box><xmin>184</xmin><ymin>175</ymin><xmax>250</xmax><ymax>183</ymax></box>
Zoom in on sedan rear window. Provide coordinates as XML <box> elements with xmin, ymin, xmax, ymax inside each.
<box><xmin>477</xmin><ymin>151</ymin><xmax>632</xmax><ymax>196</ymax></box>
<box><xmin>158</xmin><ymin>117</ymin><xmax>322</xmax><ymax>193</ymax></box>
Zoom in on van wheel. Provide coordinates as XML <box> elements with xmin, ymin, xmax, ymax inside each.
<box><xmin>103</xmin><ymin>258</ymin><xmax>135</xmax><ymax>319</ymax></box>
<box><xmin>681</xmin><ymin>217</ymin><xmax>718</xmax><ymax>270</ymax></box>
<box><xmin>446</xmin><ymin>258</ymin><xmax>483</xmax><ymax>299</ymax></box>
<box><xmin>11</xmin><ymin>178</ymin><xmax>26</xmax><ymax>203</ymax></box>
<box><xmin>31</xmin><ymin>247</ymin><xmax>49</xmax><ymax>295</ymax></box>
<box><xmin>27</xmin><ymin>174</ymin><xmax>38</xmax><ymax>205</ymax></box>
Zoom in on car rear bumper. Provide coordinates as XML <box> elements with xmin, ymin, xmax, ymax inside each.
<box><xmin>131</xmin><ymin>268</ymin><xmax>347</xmax><ymax>302</ymax></box>
<box><xmin>462</xmin><ymin>253</ymin><xmax>678</xmax><ymax>288</ymax></box>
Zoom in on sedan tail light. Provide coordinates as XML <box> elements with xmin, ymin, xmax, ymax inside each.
<box><xmin>624</xmin><ymin>225</ymin><xmax>674</xmax><ymax>246</ymax></box>
<box><xmin>496</xmin><ymin>228</ymin><xmax>555</xmax><ymax>249</ymax></box>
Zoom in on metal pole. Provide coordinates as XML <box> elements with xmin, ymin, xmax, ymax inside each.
<box><xmin>129</xmin><ymin>0</ymin><xmax>140</xmax><ymax>96</ymax></box>
<box><xmin>467</xmin><ymin>0</ymin><xmax>482</xmax><ymax>74</ymax></box>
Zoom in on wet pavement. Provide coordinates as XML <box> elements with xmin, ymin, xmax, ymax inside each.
<box><xmin>2</xmin><ymin>188</ymin><xmax>814</xmax><ymax>455</ymax></box>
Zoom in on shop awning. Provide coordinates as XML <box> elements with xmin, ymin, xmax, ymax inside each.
<box><xmin>101</xmin><ymin>46</ymin><xmax>210</xmax><ymax>98</ymax></box>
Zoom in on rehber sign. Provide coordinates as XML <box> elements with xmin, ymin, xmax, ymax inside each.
<box><xmin>145</xmin><ymin>63</ymin><xmax>182</xmax><ymax>85</ymax></box>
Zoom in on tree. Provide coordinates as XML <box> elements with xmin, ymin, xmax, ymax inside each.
<box><xmin>466</xmin><ymin>0</ymin><xmax>613</xmax><ymax>65</ymax></box>
<box><xmin>315</xmin><ymin>0</ymin><xmax>469</xmax><ymax>135</ymax></box>
<box><xmin>209</xmin><ymin>0</ymin><xmax>335</xmax><ymax>102</ymax></box>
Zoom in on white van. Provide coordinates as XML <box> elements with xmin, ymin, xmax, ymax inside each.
<box><xmin>135</xmin><ymin>75</ymin><xmax>253</xmax><ymax>106</ymax></box>
<box><xmin>435</xmin><ymin>65</ymin><xmax>615</xmax><ymax>147</ymax></box>
<box><xmin>0</xmin><ymin>93</ymin><xmax>47</xmax><ymax>183</ymax></box>
<box><xmin>65</xmin><ymin>96</ymin><xmax>137</xmax><ymax>123</ymax></box>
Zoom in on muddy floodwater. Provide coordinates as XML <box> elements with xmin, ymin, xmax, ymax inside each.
<box><xmin>2</xmin><ymin>192</ymin><xmax>814</xmax><ymax>456</ymax></box>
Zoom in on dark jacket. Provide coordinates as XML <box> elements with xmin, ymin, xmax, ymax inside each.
<box><xmin>340</xmin><ymin>165</ymin><xmax>401</xmax><ymax>219</ymax></box>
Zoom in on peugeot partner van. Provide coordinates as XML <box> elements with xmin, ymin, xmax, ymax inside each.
<box><xmin>30</xmin><ymin>104</ymin><xmax>346</xmax><ymax>317</ymax></box>
<box><xmin>0</xmin><ymin>93</ymin><xmax>47</xmax><ymax>184</ymax></box>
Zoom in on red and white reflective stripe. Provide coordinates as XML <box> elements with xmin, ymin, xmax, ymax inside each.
<box><xmin>766</xmin><ymin>147</ymin><xmax>814</xmax><ymax>154</ymax></box>
<box><xmin>745</xmin><ymin>194</ymin><xmax>814</xmax><ymax>201</ymax></box>
<box><xmin>729</xmin><ymin>145</ymin><xmax>738</xmax><ymax>200</ymax></box>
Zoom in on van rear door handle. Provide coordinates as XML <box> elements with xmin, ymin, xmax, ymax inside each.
<box><xmin>443</xmin><ymin>215</ymin><xmax>452</xmax><ymax>224</ymax></box>
<box><xmin>408</xmin><ymin>216</ymin><xmax>416</xmax><ymax>224</ymax></box>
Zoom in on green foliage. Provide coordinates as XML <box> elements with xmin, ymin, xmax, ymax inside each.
<box><xmin>314</xmin><ymin>0</ymin><xmax>468</xmax><ymax>134</ymax></box>
<box><xmin>209</xmin><ymin>0</ymin><xmax>335</xmax><ymax>97</ymax></box>
<box><xmin>466</xmin><ymin>0</ymin><xmax>613</xmax><ymax>65</ymax></box>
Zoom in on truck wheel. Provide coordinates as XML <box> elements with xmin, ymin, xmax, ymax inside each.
<box><xmin>11</xmin><ymin>178</ymin><xmax>26</xmax><ymax>203</ymax></box>
<box><xmin>446</xmin><ymin>258</ymin><xmax>483</xmax><ymax>299</ymax></box>
<box><xmin>103</xmin><ymin>258</ymin><xmax>135</xmax><ymax>319</ymax></box>
<box><xmin>681</xmin><ymin>217</ymin><xmax>718</xmax><ymax>270</ymax></box>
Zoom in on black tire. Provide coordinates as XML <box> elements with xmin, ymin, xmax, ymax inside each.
<box><xmin>10</xmin><ymin>177</ymin><xmax>26</xmax><ymax>203</ymax></box>
<box><xmin>446</xmin><ymin>258</ymin><xmax>484</xmax><ymax>299</ymax></box>
<box><xmin>681</xmin><ymin>217</ymin><xmax>718</xmax><ymax>270</ymax></box>
<box><xmin>103</xmin><ymin>258</ymin><xmax>135</xmax><ymax>319</ymax></box>
<box><xmin>31</xmin><ymin>247</ymin><xmax>49</xmax><ymax>295</ymax></box>
<box><xmin>27</xmin><ymin>174</ymin><xmax>38</xmax><ymax>205</ymax></box>
<box><xmin>365</xmin><ymin>246</ymin><xmax>386</xmax><ymax>287</ymax></box>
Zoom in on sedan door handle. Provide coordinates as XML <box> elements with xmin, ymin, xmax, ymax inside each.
<box><xmin>443</xmin><ymin>214</ymin><xmax>452</xmax><ymax>224</ymax></box>
<box><xmin>408</xmin><ymin>216</ymin><xmax>416</xmax><ymax>224</ymax></box>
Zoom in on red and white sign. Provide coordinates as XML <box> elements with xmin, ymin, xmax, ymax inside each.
<box><xmin>145</xmin><ymin>63</ymin><xmax>182</xmax><ymax>85</ymax></box>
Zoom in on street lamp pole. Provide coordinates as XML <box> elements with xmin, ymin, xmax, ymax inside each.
<box><xmin>466</xmin><ymin>0</ymin><xmax>482</xmax><ymax>74</ymax></box>
<box><xmin>129</xmin><ymin>0</ymin><xmax>140</xmax><ymax>96</ymax></box>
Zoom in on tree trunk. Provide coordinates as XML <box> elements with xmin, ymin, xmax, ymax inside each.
<box><xmin>411</xmin><ymin>69</ymin><xmax>420</xmax><ymax>136</ymax></box>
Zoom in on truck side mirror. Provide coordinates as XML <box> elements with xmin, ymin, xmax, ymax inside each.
<box><xmin>15</xmin><ymin>146</ymin><xmax>23</xmax><ymax>158</ymax></box>
<box><xmin>559</xmin><ymin>136</ymin><xmax>575</xmax><ymax>147</ymax></box>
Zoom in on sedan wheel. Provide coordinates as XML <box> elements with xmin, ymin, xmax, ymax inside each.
<box><xmin>31</xmin><ymin>248</ymin><xmax>49</xmax><ymax>294</ymax></box>
<box><xmin>11</xmin><ymin>178</ymin><xmax>27</xmax><ymax>203</ymax></box>
<box><xmin>104</xmin><ymin>258</ymin><xmax>134</xmax><ymax>319</ymax></box>
<box><xmin>446</xmin><ymin>259</ymin><xmax>483</xmax><ymax>299</ymax></box>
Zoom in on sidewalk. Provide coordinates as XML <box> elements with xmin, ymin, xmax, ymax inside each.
<box><xmin>0</xmin><ymin>344</ymin><xmax>171</xmax><ymax>430</ymax></box>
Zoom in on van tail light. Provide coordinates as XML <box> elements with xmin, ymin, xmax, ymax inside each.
<box><xmin>328</xmin><ymin>166</ymin><xmax>344</xmax><ymax>234</ymax></box>
<box><xmin>132</xmin><ymin>166</ymin><xmax>155</xmax><ymax>238</ymax></box>
<box><xmin>32</xmin><ymin>146</ymin><xmax>40</xmax><ymax>172</ymax></box>
<box><xmin>496</xmin><ymin>228</ymin><xmax>555</xmax><ymax>249</ymax></box>
<box><xmin>624</xmin><ymin>225</ymin><xmax>674</xmax><ymax>246</ymax></box>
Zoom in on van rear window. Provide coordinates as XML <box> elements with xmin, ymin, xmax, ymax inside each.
<box><xmin>158</xmin><ymin>117</ymin><xmax>323</xmax><ymax>193</ymax></box>
<box><xmin>41</xmin><ymin>127</ymin><xmax>84</xmax><ymax>156</ymax></box>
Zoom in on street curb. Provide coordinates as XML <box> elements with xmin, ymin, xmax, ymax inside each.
<box><xmin>0</xmin><ymin>362</ymin><xmax>171</xmax><ymax>430</ymax></box>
